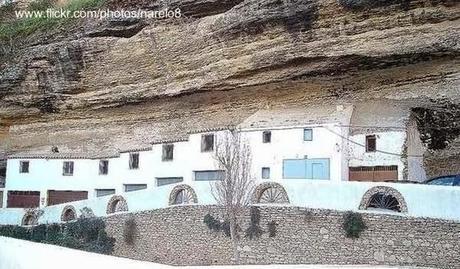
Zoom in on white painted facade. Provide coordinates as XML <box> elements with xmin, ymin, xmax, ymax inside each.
<box><xmin>347</xmin><ymin>131</ymin><xmax>406</xmax><ymax>180</ymax></box>
<box><xmin>2</xmin><ymin>125</ymin><xmax>349</xmax><ymax>208</ymax></box>
<box><xmin>1</xmin><ymin>179</ymin><xmax>460</xmax><ymax>225</ymax></box>
<box><xmin>242</xmin><ymin>124</ymin><xmax>346</xmax><ymax>182</ymax></box>
<box><xmin>1</xmin><ymin>104</ymin><xmax>422</xmax><ymax>209</ymax></box>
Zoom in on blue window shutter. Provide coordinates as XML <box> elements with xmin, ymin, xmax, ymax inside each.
<box><xmin>283</xmin><ymin>159</ymin><xmax>307</xmax><ymax>179</ymax></box>
<box><xmin>309</xmin><ymin>159</ymin><xmax>330</xmax><ymax>179</ymax></box>
<box><xmin>284</xmin><ymin>158</ymin><xmax>330</xmax><ymax>180</ymax></box>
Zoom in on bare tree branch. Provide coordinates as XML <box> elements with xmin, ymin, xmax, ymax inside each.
<box><xmin>211</xmin><ymin>130</ymin><xmax>255</xmax><ymax>263</ymax></box>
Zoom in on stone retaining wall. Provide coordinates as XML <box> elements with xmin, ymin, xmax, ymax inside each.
<box><xmin>105</xmin><ymin>205</ymin><xmax>460</xmax><ymax>268</ymax></box>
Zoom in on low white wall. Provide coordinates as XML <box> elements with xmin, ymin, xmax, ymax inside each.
<box><xmin>0</xmin><ymin>236</ymin><xmax>168</xmax><ymax>269</ymax></box>
<box><xmin>0</xmin><ymin>181</ymin><xmax>459</xmax><ymax>226</ymax></box>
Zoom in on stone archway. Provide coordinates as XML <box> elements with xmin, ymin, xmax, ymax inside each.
<box><xmin>106</xmin><ymin>195</ymin><xmax>129</xmax><ymax>214</ymax></box>
<box><xmin>252</xmin><ymin>182</ymin><xmax>290</xmax><ymax>204</ymax></box>
<box><xmin>61</xmin><ymin>205</ymin><xmax>77</xmax><ymax>222</ymax></box>
<box><xmin>169</xmin><ymin>184</ymin><xmax>198</xmax><ymax>205</ymax></box>
<box><xmin>359</xmin><ymin>186</ymin><xmax>408</xmax><ymax>213</ymax></box>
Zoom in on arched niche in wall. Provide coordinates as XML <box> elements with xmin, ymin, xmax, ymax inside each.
<box><xmin>252</xmin><ymin>182</ymin><xmax>290</xmax><ymax>204</ymax></box>
<box><xmin>106</xmin><ymin>195</ymin><xmax>129</xmax><ymax>214</ymax></box>
<box><xmin>61</xmin><ymin>205</ymin><xmax>77</xmax><ymax>222</ymax></box>
<box><xmin>169</xmin><ymin>184</ymin><xmax>198</xmax><ymax>205</ymax></box>
<box><xmin>359</xmin><ymin>186</ymin><xmax>408</xmax><ymax>213</ymax></box>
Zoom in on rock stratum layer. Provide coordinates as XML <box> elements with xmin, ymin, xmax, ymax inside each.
<box><xmin>0</xmin><ymin>0</ymin><xmax>459</xmax><ymax>175</ymax></box>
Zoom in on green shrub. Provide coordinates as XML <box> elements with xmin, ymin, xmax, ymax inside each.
<box><xmin>28</xmin><ymin>0</ymin><xmax>56</xmax><ymax>11</ymax></box>
<box><xmin>0</xmin><ymin>225</ymin><xmax>31</xmax><ymax>240</ymax></box>
<box><xmin>45</xmin><ymin>223</ymin><xmax>62</xmax><ymax>243</ymax></box>
<box><xmin>123</xmin><ymin>218</ymin><xmax>137</xmax><ymax>245</ymax></box>
<box><xmin>203</xmin><ymin>214</ymin><xmax>221</xmax><ymax>232</ymax></box>
<box><xmin>0</xmin><ymin>217</ymin><xmax>115</xmax><ymax>254</ymax></box>
<box><xmin>267</xmin><ymin>220</ymin><xmax>277</xmax><ymax>238</ymax></box>
<box><xmin>220</xmin><ymin>220</ymin><xmax>232</xmax><ymax>237</ymax></box>
<box><xmin>342</xmin><ymin>211</ymin><xmax>367</xmax><ymax>238</ymax></box>
<box><xmin>203</xmin><ymin>214</ymin><xmax>240</xmax><ymax>238</ymax></box>
<box><xmin>245</xmin><ymin>207</ymin><xmax>263</xmax><ymax>239</ymax></box>
<box><xmin>0</xmin><ymin>0</ymin><xmax>106</xmax><ymax>42</ymax></box>
<box><xmin>31</xmin><ymin>224</ymin><xmax>47</xmax><ymax>242</ymax></box>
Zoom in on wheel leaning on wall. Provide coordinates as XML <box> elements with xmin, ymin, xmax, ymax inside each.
<box><xmin>359</xmin><ymin>186</ymin><xmax>408</xmax><ymax>213</ymax></box>
<box><xmin>168</xmin><ymin>184</ymin><xmax>198</xmax><ymax>205</ymax></box>
<box><xmin>252</xmin><ymin>182</ymin><xmax>290</xmax><ymax>204</ymax></box>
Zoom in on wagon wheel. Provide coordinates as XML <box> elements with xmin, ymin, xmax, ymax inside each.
<box><xmin>368</xmin><ymin>193</ymin><xmax>401</xmax><ymax>212</ymax></box>
<box><xmin>259</xmin><ymin>187</ymin><xmax>287</xmax><ymax>203</ymax></box>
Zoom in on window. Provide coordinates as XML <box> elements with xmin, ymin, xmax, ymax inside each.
<box><xmin>162</xmin><ymin>144</ymin><xmax>174</xmax><ymax>161</ymax></box>
<box><xmin>63</xmin><ymin>161</ymin><xmax>74</xmax><ymax>176</ymax></box>
<box><xmin>262</xmin><ymin>131</ymin><xmax>271</xmax><ymax>143</ymax></box>
<box><xmin>124</xmin><ymin>184</ymin><xmax>147</xmax><ymax>192</ymax></box>
<box><xmin>99</xmin><ymin>160</ymin><xmax>109</xmax><ymax>175</ymax></box>
<box><xmin>283</xmin><ymin>158</ymin><xmax>330</xmax><ymax>180</ymax></box>
<box><xmin>303</xmin><ymin>128</ymin><xmax>313</xmax><ymax>141</ymax></box>
<box><xmin>262</xmin><ymin>167</ymin><xmax>270</xmax><ymax>179</ymax></box>
<box><xmin>156</xmin><ymin>177</ymin><xmax>183</xmax><ymax>187</ymax></box>
<box><xmin>0</xmin><ymin>162</ymin><xmax>5</xmax><ymax>188</ymax></box>
<box><xmin>201</xmin><ymin>134</ymin><xmax>214</xmax><ymax>152</ymax></box>
<box><xmin>95</xmin><ymin>189</ymin><xmax>115</xmax><ymax>197</ymax></box>
<box><xmin>19</xmin><ymin>161</ymin><xmax>29</xmax><ymax>173</ymax></box>
<box><xmin>366</xmin><ymin>135</ymin><xmax>376</xmax><ymax>152</ymax></box>
<box><xmin>194</xmin><ymin>170</ymin><xmax>224</xmax><ymax>181</ymax></box>
<box><xmin>129</xmin><ymin>153</ymin><xmax>139</xmax><ymax>169</ymax></box>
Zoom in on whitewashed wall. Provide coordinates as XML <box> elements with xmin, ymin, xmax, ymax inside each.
<box><xmin>1</xmin><ymin>180</ymin><xmax>460</xmax><ymax>225</ymax></box>
<box><xmin>3</xmin><ymin>126</ymin><xmax>345</xmax><ymax>208</ymax></box>
<box><xmin>347</xmin><ymin>131</ymin><xmax>406</xmax><ymax>180</ymax></box>
<box><xmin>242</xmin><ymin>124</ymin><xmax>344</xmax><ymax>182</ymax></box>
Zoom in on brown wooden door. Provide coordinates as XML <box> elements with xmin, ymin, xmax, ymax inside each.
<box><xmin>47</xmin><ymin>190</ymin><xmax>88</xmax><ymax>206</ymax></box>
<box><xmin>349</xmin><ymin>166</ymin><xmax>398</xmax><ymax>182</ymax></box>
<box><xmin>7</xmin><ymin>191</ymin><xmax>40</xmax><ymax>208</ymax></box>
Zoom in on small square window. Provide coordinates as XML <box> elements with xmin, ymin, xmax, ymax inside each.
<box><xmin>19</xmin><ymin>161</ymin><xmax>29</xmax><ymax>173</ymax></box>
<box><xmin>303</xmin><ymin>128</ymin><xmax>313</xmax><ymax>141</ymax></box>
<box><xmin>262</xmin><ymin>167</ymin><xmax>270</xmax><ymax>179</ymax></box>
<box><xmin>366</xmin><ymin>135</ymin><xmax>376</xmax><ymax>152</ymax></box>
<box><xmin>201</xmin><ymin>134</ymin><xmax>214</xmax><ymax>152</ymax></box>
<box><xmin>262</xmin><ymin>131</ymin><xmax>271</xmax><ymax>143</ymax></box>
<box><xmin>129</xmin><ymin>153</ymin><xmax>139</xmax><ymax>169</ymax></box>
<box><xmin>162</xmin><ymin>144</ymin><xmax>174</xmax><ymax>161</ymax></box>
<box><xmin>99</xmin><ymin>160</ymin><xmax>109</xmax><ymax>175</ymax></box>
<box><xmin>63</xmin><ymin>161</ymin><xmax>74</xmax><ymax>176</ymax></box>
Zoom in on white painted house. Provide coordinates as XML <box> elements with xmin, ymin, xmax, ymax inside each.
<box><xmin>1</xmin><ymin>103</ymin><xmax>427</xmax><ymax>208</ymax></box>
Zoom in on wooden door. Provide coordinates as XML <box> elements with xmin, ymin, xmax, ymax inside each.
<box><xmin>7</xmin><ymin>191</ymin><xmax>40</xmax><ymax>208</ymax></box>
<box><xmin>349</xmin><ymin>166</ymin><xmax>398</xmax><ymax>182</ymax></box>
<box><xmin>47</xmin><ymin>190</ymin><xmax>88</xmax><ymax>206</ymax></box>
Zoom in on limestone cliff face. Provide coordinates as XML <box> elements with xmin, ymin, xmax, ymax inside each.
<box><xmin>0</xmin><ymin>0</ymin><xmax>459</xmax><ymax>173</ymax></box>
